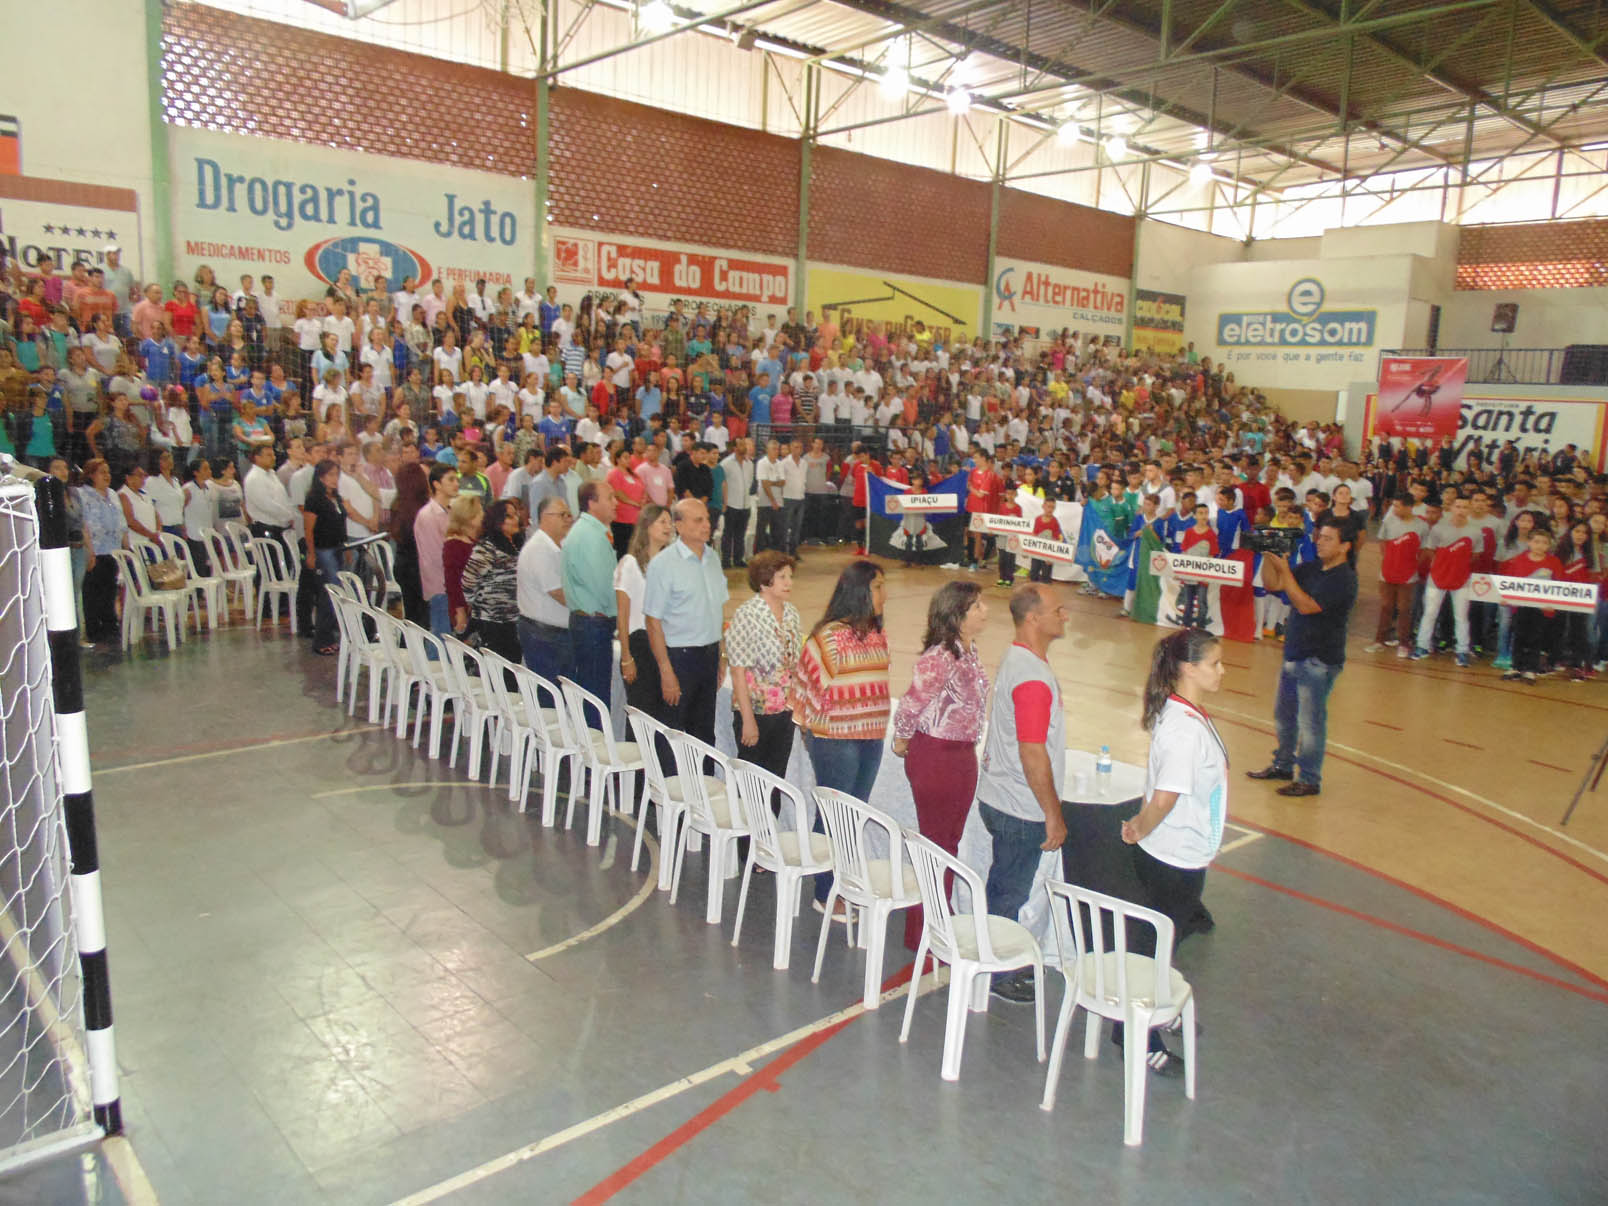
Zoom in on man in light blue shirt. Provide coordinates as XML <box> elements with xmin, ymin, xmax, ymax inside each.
<box><xmin>644</xmin><ymin>498</ymin><xmax>729</xmax><ymax>744</ymax></box>
<box><xmin>561</xmin><ymin>480</ymin><xmax>619</xmax><ymax>708</ymax></box>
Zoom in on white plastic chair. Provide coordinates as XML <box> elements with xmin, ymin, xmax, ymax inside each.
<box><xmin>337</xmin><ymin>569</ymin><xmax>366</xmax><ymax>599</ymax></box>
<box><xmin>398</xmin><ymin>622</ymin><xmax>456</xmax><ymax>759</ymax></box>
<box><xmin>899</xmin><ymin>832</ymin><xmax>1046</xmax><ymax>1082</ymax></box>
<box><xmin>202</xmin><ymin>527</ymin><xmax>254</xmax><ymax>617</ymax></box>
<box><xmin>811</xmin><ymin>789</ymin><xmax>922</xmax><ymax>1010</ymax></box>
<box><xmin>476</xmin><ymin>649</ymin><xmax>527</xmax><ymax>793</ymax></box>
<box><xmin>369</xmin><ymin>610</ymin><xmax>416</xmax><ymax>732</ymax></box>
<box><xmin>729</xmin><ymin>760</ymin><xmax>833</xmax><ymax>971</ymax></box>
<box><xmin>510</xmin><ymin>665</ymin><xmax>578</xmax><ymax>820</ymax></box>
<box><xmin>1039</xmin><ymin>880</ymin><xmax>1196</xmax><ymax>1146</ymax></box>
<box><xmin>665</xmin><ymin>731</ymin><xmax>749</xmax><ymax>926</ymax></box>
<box><xmin>109</xmin><ymin>549</ymin><xmax>185</xmax><ymax>652</ymax></box>
<box><xmin>557</xmin><ymin>677</ymin><xmax>643</xmax><ymax>848</ymax></box>
<box><xmin>624</xmin><ymin>708</ymin><xmax>684</xmax><ymax>888</ymax></box>
<box><xmin>328</xmin><ymin>588</ymin><xmax>387</xmax><ymax>717</ymax></box>
<box><xmin>249</xmin><ymin>537</ymin><xmax>298</xmax><ymax>633</ymax></box>
<box><xmin>158</xmin><ymin>531</ymin><xmax>223</xmax><ymax>631</ymax></box>
<box><xmin>441</xmin><ymin>635</ymin><xmax>499</xmax><ymax>778</ymax></box>
<box><xmin>370</xmin><ymin>537</ymin><xmax>402</xmax><ymax>606</ymax></box>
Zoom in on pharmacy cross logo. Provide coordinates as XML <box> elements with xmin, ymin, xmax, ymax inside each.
<box><xmin>305</xmin><ymin>236</ymin><xmax>433</xmax><ymax>290</ymax></box>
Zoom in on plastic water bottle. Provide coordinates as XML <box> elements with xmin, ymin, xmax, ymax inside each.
<box><xmin>1096</xmin><ymin>745</ymin><xmax>1113</xmax><ymax>798</ymax></box>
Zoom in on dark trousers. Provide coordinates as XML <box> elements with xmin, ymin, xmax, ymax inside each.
<box><xmin>1029</xmin><ymin>558</ymin><xmax>1054</xmax><ymax>583</ymax></box>
<box><xmin>1130</xmin><ymin>845</ymin><xmax>1207</xmax><ymax>959</ymax></box>
<box><xmin>1513</xmin><ymin>609</ymin><xmax>1558</xmax><ymax>675</ymax></box>
<box><xmin>754</xmin><ymin>506</ymin><xmax>782</xmax><ymax>555</ymax></box>
<box><xmin>660</xmin><ymin>642</ymin><xmax>720</xmax><ymax>746</ymax></box>
<box><xmin>1180</xmin><ymin>583</ymin><xmax>1209</xmax><ymax>628</ymax></box>
<box><xmin>903</xmin><ymin>734</ymin><xmax>977</xmax><ymax>950</ymax></box>
<box><xmin>83</xmin><ymin>556</ymin><xmax>120</xmax><ymax>642</ymax></box>
<box><xmin>519</xmin><ymin>616</ymin><xmax>573</xmax><ymax>684</ymax></box>
<box><xmin>611</xmin><ymin>521</ymin><xmax>634</xmax><ymax>558</ymax></box>
<box><xmin>978</xmin><ymin>800</ymin><xmax>1046</xmax><ymax>982</ymax></box>
<box><xmin>624</xmin><ymin>628</ymin><xmax>661</xmax><ymax>714</ymax></box>
<box><xmin>732</xmin><ymin>709</ymin><xmax>795</xmax><ymax>780</ymax></box>
<box><xmin>569</xmin><ymin>613</ymin><xmax>615</xmax><ymax>709</ymax></box>
<box><xmin>803</xmin><ymin>494</ymin><xmax>833</xmax><ymax>542</ymax></box>
<box><xmin>997</xmin><ymin>550</ymin><xmax>1017</xmax><ymax>580</ymax></box>
<box><xmin>295</xmin><ymin>537</ymin><xmax>321</xmax><ymax>631</ymax></box>
<box><xmin>720</xmin><ymin>507</ymin><xmax>749</xmax><ymax>567</ymax></box>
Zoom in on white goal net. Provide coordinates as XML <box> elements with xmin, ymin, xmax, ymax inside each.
<box><xmin>0</xmin><ymin>481</ymin><xmax>101</xmax><ymax>1175</ymax></box>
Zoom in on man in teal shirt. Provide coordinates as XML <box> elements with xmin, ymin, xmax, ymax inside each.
<box><xmin>561</xmin><ymin>480</ymin><xmax>619</xmax><ymax>707</ymax></box>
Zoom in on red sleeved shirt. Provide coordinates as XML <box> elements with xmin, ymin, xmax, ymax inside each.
<box><xmin>966</xmin><ymin>468</ymin><xmax>1002</xmax><ymax>514</ymax></box>
<box><xmin>1379</xmin><ymin>531</ymin><xmax>1422</xmax><ymax>584</ymax></box>
<box><xmin>1011</xmin><ymin>680</ymin><xmax>1053</xmax><ymax>743</ymax></box>
<box><xmin>1181</xmin><ymin>527</ymin><xmax>1219</xmax><ymax>556</ymax></box>
<box><xmin>1032</xmin><ymin>513</ymin><xmax>1061</xmax><ymax>540</ymax></box>
<box><xmin>1429</xmin><ymin>532</ymin><xmax>1475</xmax><ymax>590</ymax></box>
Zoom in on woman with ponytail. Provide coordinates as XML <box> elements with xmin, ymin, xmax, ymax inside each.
<box><xmin>1117</xmin><ymin>627</ymin><xmax>1229</xmax><ymax>1077</ymax></box>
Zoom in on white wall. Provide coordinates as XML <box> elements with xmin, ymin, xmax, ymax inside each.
<box><xmin>1134</xmin><ymin>219</ymin><xmax>1241</xmax><ymax>295</ymax></box>
<box><xmin>1321</xmin><ymin>220</ymin><xmax>1457</xmax><ymax>262</ymax></box>
<box><xmin>1244</xmin><ymin>236</ymin><xmax>1321</xmax><ymax>261</ymax></box>
<box><xmin>8</xmin><ymin>0</ymin><xmax>155</xmax><ymax>278</ymax></box>
<box><xmin>1439</xmin><ymin>288</ymin><xmax>1608</xmax><ymax>350</ymax></box>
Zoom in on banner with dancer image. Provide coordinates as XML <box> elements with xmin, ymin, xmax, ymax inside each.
<box><xmin>1374</xmin><ymin>356</ymin><xmax>1468</xmax><ymax>440</ymax></box>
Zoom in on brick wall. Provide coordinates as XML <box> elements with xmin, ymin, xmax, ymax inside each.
<box><xmin>808</xmin><ymin>146</ymin><xmax>992</xmax><ymax>283</ymax></box>
<box><xmin>548</xmin><ymin>88</ymin><xmax>798</xmax><ymax>259</ymax></box>
<box><xmin>997</xmin><ymin>187</ymin><xmax>1135</xmax><ymax>279</ymax></box>
<box><xmin>1456</xmin><ymin>219</ymin><xmax>1608</xmax><ymax>290</ymax></box>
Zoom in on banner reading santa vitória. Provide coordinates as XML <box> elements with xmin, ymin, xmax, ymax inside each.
<box><xmin>170</xmin><ymin>126</ymin><xmax>533</xmax><ymax>299</ymax></box>
<box><xmin>1362</xmin><ymin>385</ymin><xmax>1606</xmax><ymax>471</ymax></box>
<box><xmin>1470</xmin><ymin>573</ymin><xmax>1597</xmax><ymax>613</ymax></box>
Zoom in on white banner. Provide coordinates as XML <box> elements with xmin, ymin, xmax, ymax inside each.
<box><xmin>991</xmin><ymin>255</ymin><xmax>1129</xmax><ymax>340</ymax></box>
<box><xmin>886</xmin><ymin>493</ymin><xmax>959</xmax><ymax>513</ymax></box>
<box><xmin>0</xmin><ymin>181</ymin><xmax>143</xmax><ymax>283</ymax></box>
<box><xmin>968</xmin><ymin>513</ymin><xmax>1035</xmax><ymax>534</ymax></box>
<box><xmin>1366</xmin><ymin>387</ymin><xmax>1607</xmax><ymax>473</ymax></box>
<box><xmin>1470</xmin><ymin>573</ymin><xmax>1597</xmax><ymax>614</ymax></box>
<box><xmin>1014</xmin><ymin>533</ymin><xmax>1079</xmax><ymax>564</ymax></box>
<box><xmin>170</xmin><ymin>126</ymin><xmax>534</xmax><ymax>301</ymax></box>
<box><xmin>1150</xmin><ymin>551</ymin><xmax>1247</xmax><ymax>585</ymax></box>
<box><xmin>549</xmin><ymin>226</ymin><xmax>792</xmax><ymax>316</ymax></box>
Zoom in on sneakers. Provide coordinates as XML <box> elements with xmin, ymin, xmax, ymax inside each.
<box><xmin>1493</xmin><ymin>655</ymin><xmax>1512</xmax><ymax>670</ymax></box>
<box><xmin>1110</xmin><ymin>1027</ymin><xmax>1185</xmax><ymax>1077</ymax></box>
<box><xmin>1246</xmin><ymin>764</ymin><xmax>1294</xmax><ymax>781</ymax></box>
<box><xmin>1455</xmin><ymin>652</ymin><xmax>1470</xmax><ymax>668</ymax></box>
<box><xmin>1384</xmin><ymin>638</ymin><xmax>1399</xmax><ymax>647</ymax></box>
<box><xmin>996</xmin><ymin>578</ymin><xmax>1012</xmax><ymax>588</ymax></box>
<box><xmin>1522</xmin><ymin>671</ymin><xmax>1538</xmax><ymax>683</ymax></box>
<box><xmin>1364</xmin><ymin>643</ymin><xmax>1387</xmax><ymax>654</ymax></box>
<box><xmin>1501</xmin><ymin>670</ymin><xmax>1522</xmax><ymax>682</ymax></box>
<box><xmin>1276</xmin><ymin>781</ymin><xmax>1321</xmax><ymax>797</ymax></box>
<box><xmin>1395</xmin><ymin>645</ymin><xmax>1410</xmax><ymax>660</ymax></box>
<box><xmin>1570</xmin><ymin>668</ymin><xmax>1589</xmax><ymax>683</ymax></box>
<box><xmin>989</xmin><ymin>971</ymin><xmax>1036</xmax><ymax>1004</ymax></box>
<box><xmin>1410</xmin><ymin>647</ymin><xmax>1431</xmax><ymax>660</ymax></box>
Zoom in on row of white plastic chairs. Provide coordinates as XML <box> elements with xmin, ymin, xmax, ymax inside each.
<box><xmin>324</xmin><ymin>582</ymin><xmax>1197</xmax><ymax>1146</ymax></box>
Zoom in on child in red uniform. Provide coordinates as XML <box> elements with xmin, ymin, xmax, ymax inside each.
<box><xmin>1501</xmin><ymin>529</ymin><xmax>1563</xmax><ymax>683</ymax></box>
<box><xmin>1178</xmin><ymin>502</ymin><xmax>1220</xmax><ymax>628</ymax></box>
<box><xmin>995</xmin><ymin>488</ymin><xmax>1022</xmax><ymax>587</ymax></box>
<box><xmin>1029</xmin><ymin>506</ymin><xmax>1062</xmax><ymax>583</ymax></box>
<box><xmin>965</xmin><ymin>449</ymin><xmax>1003</xmax><ymax>571</ymax></box>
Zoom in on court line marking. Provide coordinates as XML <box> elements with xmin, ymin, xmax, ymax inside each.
<box><xmin>1217</xmin><ymin>828</ymin><xmax>1264</xmax><ymax>856</ymax></box>
<box><xmin>101</xmin><ymin>1136</ymin><xmax>160</xmax><ymax>1205</ymax></box>
<box><xmin>95</xmin><ymin>726</ymin><xmax>385</xmax><ymax>775</ymax></box>
<box><xmin>1215</xmin><ymin>867</ymin><xmax>1608</xmax><ymax>1007</ymax></box>
<box><xmin>311</xmin><ymin>780</ymin><xmax>487</xmax><ymax>798</ymax></box>
<box><xmin>388</xmin><ymin>968</ymin><xmax>938</xmax><ymax>1206</ymax></box>
<box><xmin>528</xmin><ymin>811</ymin><xmax>659</xmax><ymax>961</ymax></box>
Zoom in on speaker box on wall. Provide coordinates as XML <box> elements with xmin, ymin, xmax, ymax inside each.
<box><xmin>1559</xmin><ymin>345</ymin><xmax>1608</xmax><ymax>386</ymax></box>
<box><xmin>1491</xmin><ymin>303</ymin><xmax>1519</xmax><ymax>333</ymax></box>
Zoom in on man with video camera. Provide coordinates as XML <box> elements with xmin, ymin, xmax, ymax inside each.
<box><xmin>1245</xmin><ymin>518</ymin><xmax>1358</xmax><ymax>798</ymax></box>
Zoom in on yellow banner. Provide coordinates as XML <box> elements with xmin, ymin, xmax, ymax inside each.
<box><xmin>805</xmin><ymin>265</ymin><xmax>982</xmax><ymax>347</ymax></box>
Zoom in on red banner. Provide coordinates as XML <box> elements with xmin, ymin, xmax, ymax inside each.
<box><xmin>1374</xmin><ymin>356</ymin><xmax>1468</xmax><ymax>439</ymax></box>
<box><xmin>552</xmin><ymin>233</ymin><xmax>791</xmax><ymax>306</ymax></box>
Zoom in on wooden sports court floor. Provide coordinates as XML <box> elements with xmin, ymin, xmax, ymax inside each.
<box><xmin>24</xmin><ymin>542</ymin><xmax>1608</xmax><ymax>1205</ymax></box>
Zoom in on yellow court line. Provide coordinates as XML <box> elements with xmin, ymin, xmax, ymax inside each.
<box><xmin>311</xmin><ymin>780</ymin><xmax>488</xmax><ymax>798</ymax></box>
<box><xmin>96</xmin><ymin>726</ymin><xmax>386</xmax><ymax>775</ymax></box>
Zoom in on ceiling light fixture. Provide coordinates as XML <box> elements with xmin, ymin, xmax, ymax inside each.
<box><xmin>1057</xmin><ymin>121</ymin><xmax>1080</xmax><ymax>145</ymax></box>
<box><xmin>947</xmin><ymin>87</ymin><xmax>971</xmax><ymax>115</ymax></box>
<box><xmin>1190</xmin><ymin>160</ymin><xmax>1213</xmax><ymax>185</ymax></box>
<box><xmin>1104</xmin><ymin>135</ymin><xmax>1128</xmax><ymax>160</ymax></box>
<box><xmin>639</xmin><ymin>0</ymin><xmax>675</xmax><ymax>34</ymax></box>
<box><xmin>880</xmin><ymin>64</ymin><xmax>909</xmax><ymax>97</ymax></box>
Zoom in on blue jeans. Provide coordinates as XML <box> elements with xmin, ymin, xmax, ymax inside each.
<box><xmin>1497</xmin><ymin>604</ymin><xmax>1515</xmax><ymax>663</ymax></box>
<box><xmin>519</xmin><ymin>616</ymin><xmax>573</xmax><ymax>685</ymax></box>
<box><xmin>427</xmin><ymin>593</ymin><xmax>450</xmax><ymax>637</ymax></box>
<box><xmin>313</xmin><ymin>548</ymin><xmax>342</xmax><ymax>647</ymax></box>
<box><xmin>1273</xmin><ymin>656</ymin><xmax>1343</xmax><ymax>787</ymax></box>
<box><xmin>568</xmin><ymin>613</ymin><xmax>615</xmax><ymax>709</ymax></box>
<box><xmin>805</xmin><ymin>734</ymin><xmax>882</xmax><ymax>902</ymax></box>
<box><xmin>978</xmin><ymin>801</ymin><xmax>1046</xmax><ymax>982</ymax></box>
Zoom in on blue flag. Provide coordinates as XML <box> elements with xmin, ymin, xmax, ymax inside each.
<box><xmin>1075</xmin><ymin>503</ymin><xmax>1134</xmax><ymax>597</ymax></box>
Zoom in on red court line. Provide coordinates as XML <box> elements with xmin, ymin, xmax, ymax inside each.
<box><xmin>1346</xmin><ymin>654</ymin><xmax>1608</xmax><ymax>712</ymax></box>
<box><xmin>1215</xmin><ymin>866</ymin><xmax>1608</xmax><ymax>1007</ymax></box>
<box><xmin>573</xmin><ymin>964</ymin><xmax>916</xmax><ymax>1205</ymax></box>
<box><xmin>1529</xmin><ymin>759</ymin><xmax>1574</xmax><ymax>773</ymax></box>
<box><xmin>1365</xmin><ymin>719</ymin><xmax>1404</xmax><ymax>731</ymax></box>
<box><xmin>1225</xmin><ymin>817</ymin><xmax>1608</xmax><ymax>995</ymax></box>
<box><xmin>1442</xmin><ymin>737</ymin><xmax>1483</xmax><ymax>750</ymax></box>
<box><xmin>1225</xmin><ymin>688</ymin><xmax>1256</xmax><ymax>697</ymax></box>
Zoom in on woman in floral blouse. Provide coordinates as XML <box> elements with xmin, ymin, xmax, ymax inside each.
<box><xmin>891</xmin><ymin>580</ymin><xmax>990</xmax><ymax>950</ymax></box>
<box><xmin>794</xmin><ymin>559</ymin><xmax>890</xmax><ymax>910</ymax></box>
<box><xmin>725</xmin><ymin>550</ymin><xmax>803</xmax><ymax>781</ymax></box>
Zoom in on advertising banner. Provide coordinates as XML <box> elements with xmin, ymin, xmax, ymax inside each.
<box><xmin>1373</xmin><ymin>356</ymin><xmax>1468</xmax><ymax>439</ymax></box>
<box><xmin>967</xmin><ymin>513</ymin><xmax>1035</xmax><ymax>535</ymax></box>
<box><xmin>549</xmin><ymin>226</ymin><xmax>792</xmax><ymax>317</ymax></box>
<box><xmin>1362</xmin><ymin>387</ymin><xmax>1607</xmax><ymax>470</ymax></box>
<box><xmin>990</xmin><ymin>256</ymin><xmax>1128</xmax><ymax>342</ymax></box>
<box><xmin>1151</xmin><ymin>551</ymin><xmax>1247</xmax><ymax>586</ymax></box>
<box><xmin>1469</xmin><ymin>573</ymin><xmax>1598</xmax><ymax>614</ymax></box>
<box><xmin>885</xmin><ymin>493</ymin><xmax>960</xmax><ymax>513</ymax></box>
<box><xmin>0</xmin><ymin>176</ymin><xmax>142</xmax><ymax>281</ymax></box>
<box><xmin>1015</xmin><ymin>533</ymin><xmax>1078</xmax><ymax>564</ymax></box>
<box><xmin>866</xmin><ymin>470</ymin><xmax>970</xmax><ymax>566</ymax></box>
<box><xmin>170</xmin><ymin>127</ymin><xmax>533</xmax><ymax>299</ymax></box>
<box><xmin>1134</xmin><ymin>288</ymin><xmax>1186</xmax><ymax>356</ymax></box>
<box><xmin>806</xmin><ymin>264</ymin><xmax>981</xmax><ymax>348</ymax></box>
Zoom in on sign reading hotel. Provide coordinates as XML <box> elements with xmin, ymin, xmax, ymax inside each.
<box><xmin>0</xmin><ymin>175</ymin><xmax>143</xmax><ymax>281</ymax></box>
<box><xmin>170</xmin><ymin>126</ymin><xmax>532</xmax><ymax>299</ymax></box>
<box><xmin>992</xmin><ymin>256</ymin><xmax>1128</xmax><ymax>341</ymax></box>
<box><xmin>549</xmin><ymin>226</ymin><xmax>792</xmax><ymax>313</ymax></box>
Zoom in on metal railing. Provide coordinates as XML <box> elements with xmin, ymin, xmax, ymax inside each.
<box><xmin>1380</xmin><ymin>347</ymin><xmax>1565</xmax><ymax>385</ymax></box>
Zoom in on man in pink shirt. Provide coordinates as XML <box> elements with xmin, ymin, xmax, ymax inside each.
<box><xmin>132</xmin><ymin>284</ymin><xmax>166</xmax><ymax>342</ymax></box>
<box><xmin>413</xmin><ymin>461</ymin><xmax>459</xmax><ymax>635</ymax></box>
<box><xmin>634</xmin><ymin>445</ymin><xmax>673</xmax><ymax>508</ymax></box>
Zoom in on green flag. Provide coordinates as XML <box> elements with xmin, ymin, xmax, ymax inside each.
<box><xmin>1132</xmin><ymin>523</ymin><xmax>1169</xmax><ymax>625</ymax></box>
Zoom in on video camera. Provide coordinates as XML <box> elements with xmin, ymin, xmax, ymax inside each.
<box><xmin>1242</xmin><ymin>525</ymin><xmax>1304</xmax><ymax>558</ymax></box>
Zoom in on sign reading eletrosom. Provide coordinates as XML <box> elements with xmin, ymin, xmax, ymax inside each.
<box><xmin>170</xmin><ymin>127</ymin><xmax>534</xmax><ymax>298</ymax></box>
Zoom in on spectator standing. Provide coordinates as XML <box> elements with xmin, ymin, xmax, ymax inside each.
<box><xmin>755</xmin><ymin>439</ymin><xmax>786</xmax><ymax>553</ymax></box>
<box><xmin>78</xmin><ymin>459</ymin><xmax>126</xmax><ymax>645</ymax></box>
<box><xmin>461</xmin><ymin>498</ymin><xmax>525</xmax><ymax>663</ymax></box>
<box><xmin>1365</xmin><ymin>496</ymin><xmax>1427</xmax><ymax>657</ymax></box>
<box><xmin>414</xmin><ymin>462</ymin><xmax>459</xmax><ymax>636</ymax></box>
<box><xmin>644</xmin><ymin>499</ymin><xmax>728</xmax><ymax>745</ymax></box>
<box><xmin>606</xmin><ymin>448</ymin><xmax>647</xmax><ymax>556</ymax></box>
<box><xmin>615</xmin><ymin>504</ymin><xmax>673</xmax><ymax>714</ymax></box>
<box><xmin>975</xmin><ymin>583</ymin><xmax>1068</xmax><ymax>1004</ymax></box>
<box><xmin>1411</xmin><ymin>495</ymin><xmax>1477</xmax><ymax>667</ymax></box>
<box><xmin>562</xmin><ymin>481</ymin><xmax>619</xmax><ymax>705</ymax></box>
<box><xmin>516</xmin><ymin>495</ymin><xmax>574</xmax><ymax>682</ymax></box>
<box><xmin>301</xmin><ymin>459</ymin><xmax>347</xmax><ymax>657</ymax></box>
<box><xmin>719</xmin><ymin>439</ymin><xmax>754</xmax><ymax>568</ymax></box>
<box><xmin>442</xmin><ymin>495</ymin><xmax>483</xmax><ymax>635</ymax></box>
<box><xmin>793</xmin><ymin>560</ymin><xmax>890</xmax><ymax>910</ymax></box>
<box><xmin>726</xmin><ymin>550</ymin><xmax>803</xmax><ymax>779</ymax></box>
<box><xmin>1247</xmin><ymin>520</ymin><xmax>1358</xmax><ymax>797</ymax></box>
<box><xmin>891</xmin><ymin>580</ymin><xmax>989</xmax><ymax>951</ymax></box>
<box><xmin>781</xmin><ymin>439</ymin><xmax>807</xmax><ymax>556</ymax></box>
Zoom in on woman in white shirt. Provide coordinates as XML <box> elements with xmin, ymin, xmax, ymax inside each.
<box><xmin>613</xmin><ymin>503</ymin><xmax>673</xmax><ymax>713</ymax></box>
<box><xmin>117</xmin><ymin>464</ymin><xmax>162</xmax><ymax>548</ymax></box>
<box><xmin>361</xmin><ymin>330</ymin><xmax>394</xmax><ymax>390</ymax></box>
<box><xmin>431</xmin><ymin>331</ymin><xmax>464</xmax><ymax>385</ymax></box>
<box><xmin>146</xmin><ymin>450</ymin><xmax>187</xmax><ymax>536</ymax></box>
<box><xmin>183</xmin><ymin>459</ymin><xmax>217</xmax><ymax>542</ymax></box>
<box><xmin>1118</xmin><ymin>627</ymin><xmax>1227</xmax><ymax>1075</ymax></box>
